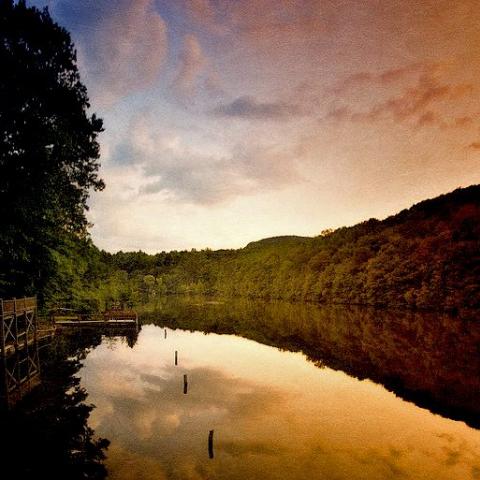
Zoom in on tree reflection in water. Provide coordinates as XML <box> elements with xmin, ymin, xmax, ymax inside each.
<box><xmin>0</xmin><ymin>329</ymin><xmax>138</xmax><ymax>479</ymax></box>
<box><xmin>142</xmin><ymin>297</ymin><xmax>480</xmax><ymax>429</ymax></box>
<box><xmin>1</xmin><ymin>299</ymin><xmax>478</xmax><ymax>479</ymax></box>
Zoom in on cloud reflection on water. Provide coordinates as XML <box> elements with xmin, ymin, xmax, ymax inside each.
<box><xmin>80</xmin><ymin>325</ymin><xmax>480</xmax><ymax>480</ymax></box>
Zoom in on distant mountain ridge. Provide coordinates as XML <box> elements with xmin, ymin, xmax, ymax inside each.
<box><xmin>245</xmin><ymin>235</ymin><xmax>311</xmax><ymax>249</ymax></box>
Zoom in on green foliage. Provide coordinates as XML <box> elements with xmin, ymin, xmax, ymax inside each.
<box><xmin>0</xmin><ymin>0</ymin><xmax>103</xmax><ymax>299</ymax></box>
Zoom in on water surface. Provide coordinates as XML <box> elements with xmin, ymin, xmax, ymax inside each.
<box><xmin>78</xmin><ymin>299</ymin><xmax>480</xmax><ymax>480</ymax></box>
<box><xmin>2</xmin><ymin>298</ymin><xmax>480</xmax><ymax>479</ymax></box>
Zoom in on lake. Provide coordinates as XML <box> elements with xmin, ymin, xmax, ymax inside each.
<box><xmin>2</xmin><ymin>297</ymin><xmax>480</xmax><ymax>479</ymax></box>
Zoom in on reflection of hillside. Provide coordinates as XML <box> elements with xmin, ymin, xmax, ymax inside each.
<box><xmin>0</xmin><ymin>332</ymin><xmax>125</xmax><ymax>479</ymax></box>
<box><xmin>142</xmin><ymin>297</ymin><xmax>480</xmax><ymax>429</ymax></box>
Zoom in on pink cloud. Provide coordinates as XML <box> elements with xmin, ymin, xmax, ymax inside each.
<box><xmin>416</xmin><ymin>111</ymin><xmax>440</xmax><ymax>128</ymax></box>
<box><xmin>325</xmin><ymin>67</ymin><xmax>474</xmax><ymax>130</ymax></box>
<box><xmin>172</xmin><ymin>34</ymin><xmax>207</xmax><ymax>97</ymax></box>
<box><xmin>453</xmin><ymin>117</ymin><xmax>473</xmax><ymax>127</ymax></box>
<box><xmin>331</xmin><ymin>63</ymin><xmax>435</xmax><ymax>96</ymax></box>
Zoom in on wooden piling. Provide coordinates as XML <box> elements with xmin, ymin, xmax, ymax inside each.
<box><xmin>208</xmin><ymin>430</ymin><xmax>214</xmax><ymax>459</ymax></box>
<box><xmin>183</xmin><ymin>374</ymin><xmax>188</xmax><ymax>394</ymax></box>
<box><xmin>175</xmin><ymin>350</ymin><xmax>178</xmax><ymax>365</ymax></box>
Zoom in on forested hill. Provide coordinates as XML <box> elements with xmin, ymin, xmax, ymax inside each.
<box><xmin>76</xmin><ymin>184</ymin><xmax>480</xmax><ymax>314</ymax></box>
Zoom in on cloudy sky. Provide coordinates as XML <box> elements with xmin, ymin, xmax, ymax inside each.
<box><xmin>30</xmin><ymin>0</ymin><xmax>480</xmax><ymax>252</ymax></box>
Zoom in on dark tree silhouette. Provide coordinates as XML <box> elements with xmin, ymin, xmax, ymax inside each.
<box><xmin>1</xmin><ymin>332</ymin><xmax>110</xmax><ymax>479</ymax></box>
<box><xmin>0</xmin><ymin>0</ymin><xmax>104</xmax><ymax>298</ymax></box>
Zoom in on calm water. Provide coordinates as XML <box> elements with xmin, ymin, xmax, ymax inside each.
<box><xmin>2</xmin><ymin>298</ymin><xmax>480</xmax><ymax>479</ymax></box>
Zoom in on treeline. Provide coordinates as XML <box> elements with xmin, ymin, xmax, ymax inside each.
<box><xmin>76</xmin><ymin>184</ymin><xmax>480</xmax><ymax>313</ymax></box>
<box><xmin>0</xmin><ymin>1</ymin><xmax>104</xmax><ymax>305</ymax></box>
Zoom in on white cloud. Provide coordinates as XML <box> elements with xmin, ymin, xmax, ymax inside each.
<box><xmin>109</xmin><ymin>115</ymin><xmax>302</xmax><ymax>204</ymax></box>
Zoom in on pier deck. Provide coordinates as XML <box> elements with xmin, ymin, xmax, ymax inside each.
<box><xmin>52</xmin><ymin>309</ymin><xmax>138</xmax><ymax>328</ymax></box>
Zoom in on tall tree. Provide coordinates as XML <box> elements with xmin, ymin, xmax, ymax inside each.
<box><xmin>0</xmin><ymin>0</ymin><xmax>104</xmax><ymax>299</ymax></box>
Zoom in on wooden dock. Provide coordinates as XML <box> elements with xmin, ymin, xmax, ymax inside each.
<box><xmin>1</xmin><ymin>297</ymin><xmax>138</xmax><ymax>408</ymax></box>
<box><xmin>2</xmin><ymin>327</ymin><xmax>55</xmax><ymax>357</ymax></box>
<box><xmin>0</xmin><ymin>297</ymin><xmax>55</xmax><ymax>356</ymax></box>
<box><xmin>0</xmin><ymin>297</ymin><xmax>55</xmax><ymax>408</ymax></box>
<box><xmin>52</xmin><ymin>308</ymin><xmax>138</xmax><ymax>329</ymax></box>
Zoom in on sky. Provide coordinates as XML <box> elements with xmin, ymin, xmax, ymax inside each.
<box><xmin>29</xmin><ymin>0</ymin><xmax>480</xmax><ymax>252</ymax></box>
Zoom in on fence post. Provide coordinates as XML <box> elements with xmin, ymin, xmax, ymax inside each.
<box><xmin>13</xmin><ymin>298</ymin><xmax>19</xmax><ymax>350</ymax></box>
<box><xmin>13</xmin><ymin>298</ymin><xmax>20</xmax><ymax>388</ymax></box>
<box><xmin>0</xmin><ymin>298</ymin><xmax>5</xmax><ymax>359</ymax></box>
<box><xmin>0</xmin><ymin>298</ymin><xmax>7</xmax><ymax>407</ymax></box>
<box><xmin>0</xmin><ymin>298</ymin><xmax>4</xmax><ymax>355</ymax></box>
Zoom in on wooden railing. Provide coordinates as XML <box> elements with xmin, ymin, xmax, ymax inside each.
<box><xmin>103</xmin><ymin>310</ymin><xmax>138</xmax><ymax>321</ymax></box>
<box><xmin>1</xmin><ymin>296</ymin><xmax>42</xmax><ymax>358</ymax></box>
<box><xmin>1</xmin><ymin>296</ymin><xmax>36</xmax><ymax>316</ymax></box>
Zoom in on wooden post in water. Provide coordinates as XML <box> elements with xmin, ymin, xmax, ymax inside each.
<box><xmin>175</xmin><ymin>350</ymin><xmax>178</xmax><ymax>365</ymax></box>
<box><xmin>183</xmin><ymin>374</ymin><xmax>188</xmax><ymax>394</ymax></box>
<box><xmin>164</xmin><ymin>329</ymin><xmax>167</xmax><ymax>339</ymax></box>
<box><xmin>208</xmin><ymin>430</ymin><xmax>214</xmax><ymax>459</ymax></box>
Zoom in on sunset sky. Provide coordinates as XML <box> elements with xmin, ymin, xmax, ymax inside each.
<box><xmin>30</xmin><ymin>0</ymin><xmax>480</xmax><ymax>252</ymax></box>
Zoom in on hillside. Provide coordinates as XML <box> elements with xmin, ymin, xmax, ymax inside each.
<box><xmin>245</xmin><ymin>236</ymin><xmax>311</xmax><ymax>249</ymax></box>
<box><xmin>47</xmin><ymin>185</ymin><xmax>480</xmax><ymax>313</ymax></box>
